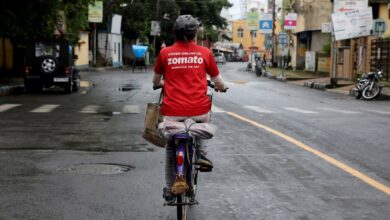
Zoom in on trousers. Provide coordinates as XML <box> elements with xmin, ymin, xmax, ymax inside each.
<box><xmin>162</xmin><ymin>112</ymin><xmax>211</xmax><ymax>188</ymax></box>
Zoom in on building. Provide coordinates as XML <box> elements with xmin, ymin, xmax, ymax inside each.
<box><xmin>97</xmin><ymin>31</ymin><xmax>123</xmax><ymax>67</ymax></box>
<box><xmin>331</xmin><ymin>0</ymin><xmax>390</xmax><ymax>82</ymax></box>
<box><xmin>74</xmin><ymin>32</ymin><xmax>90</xmax><ymax>68</ymax></box>
<box><xmin>232</xmin><ymin>19</ymin><xmax>273</xmax><ymax>56</ymax></box>
<box><xmin>289</xmin><ymin>0</ymin><xmax>333</xmax><ymax>71</ymax></box>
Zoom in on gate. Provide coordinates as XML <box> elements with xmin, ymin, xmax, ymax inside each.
<box><xmin>371</xmin><ymin>38</ymin><xmax>390</xmax><ymax>81</ymax></box>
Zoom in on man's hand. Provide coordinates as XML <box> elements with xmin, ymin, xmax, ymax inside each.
<box><xmin>214</xmin><ymin>87</ymin><xmax>229</xmax><ymax>93</ymax></box>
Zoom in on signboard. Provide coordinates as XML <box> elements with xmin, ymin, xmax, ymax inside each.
<box><xmin>284</xmin><ymin>13</ymin><xmax>297</xmax><ymax>30</ymax></box>
<box><xmin>278</xmin><ymin>32</ymin><xmax>289</xmax><ymax>45</ymax></box>
<box><xmin>247</xmin><ymin>12</ymin><xmax>259</xmax><ymax>31</ymax></box>
<box><xmin>265</xmin><ymin>34</ymin><xmax>273</xmax><ymax>49</ymax></box>
<box><xmin>321</xmin><ymin>23</ymin><xmax>332</xmax><ymax>33</ymax></box>
<box><xmin>111</xmin><ymin>14</ymin><xmax>122</xmax><ymax>34</ymax></box>
<box><xmin>305</xmin><ymin>51</ymin><xmax>316</xmax><ymax>72</ymax></box>
<box><xmin>331</xmin><ymin>7</ymin><xmax>373</xmax><ymax>41</ymax></box>
<box><xmin>259</xmin><ymin>13</ymin><xmax>273</xmax><ymax>34</ymax></box>
<box><xmin>334</xmin><ymin>0</ymin><xmax>368</xmax><ymax>13</ymax></box>
<box><xmin>150</xmin><ymin>21</ymin><xmax>161</xmax><ymax>36</ymax></box>
<box><xmin>373</xmin><ymin>19</ymin><xmax>387</xmax><ymax>36</ymax></box>
<box><xmin>88</xmin><ymin>1</ymin><xmax>103</xmax><ymax>23</ymax></box>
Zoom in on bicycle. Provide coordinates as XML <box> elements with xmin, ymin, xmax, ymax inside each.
<box><xmin>164</xmin><ymin>132</ymin><xmax>201</xmax><ymax>220</ymax></box>
<box><xmin>157</xmin><ymin>80</ymin><xmax>222</xmax><ymax>220</ymax></box>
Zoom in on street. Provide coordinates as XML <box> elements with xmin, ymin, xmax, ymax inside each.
<box><xmin>0</xmin><ymin>62</ymin><xmax>389</xmax><ymax>219</ymax></box>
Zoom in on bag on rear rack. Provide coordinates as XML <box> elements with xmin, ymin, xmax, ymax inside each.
<box><xmin>142</xmin><ymin>91</ymin><xmax>167</xmax><ymax>148</ymax></box>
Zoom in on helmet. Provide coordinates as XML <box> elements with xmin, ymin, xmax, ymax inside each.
<box><xmin>174</xmin><ymin>15</ymin><xmax>199</xmax><ymax>41</ymax></box>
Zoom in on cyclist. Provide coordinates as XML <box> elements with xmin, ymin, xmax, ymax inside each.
<box><xmin>153</xmin><ymin>14</ymin><xmax>228</xmax><ymax>202</ymax></box>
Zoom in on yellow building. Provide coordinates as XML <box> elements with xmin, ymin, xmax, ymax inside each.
<box><xmin>232</xmin><ymin>18</ymin><xmax>281</xmax><ymax>62</ymax></box>
<box><xmin>0</xmin><ymin>38</ymin><xmax>14</xmax><ymax>71</ymax></box>
<box><xmin>232</xmin><ymin>19</ymin><xmax>265</xmax><ymax>54</ymax></box>
<box><xmin>74</xmin><ymin>32</ymin><xmax>90</xmax><ymax>68</ymax></box>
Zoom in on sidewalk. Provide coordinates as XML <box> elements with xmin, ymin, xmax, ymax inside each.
<box><xmin>0</xmin><ymin>75</ymin><xmax>24</xmax><ymax>95</ymax></box>
<box><xmin>264</xmin><ymin>67</ymin><xmax>390</xmax><ymax>98</ymax></box>
<box><xmin>0</xmin><ymin>66</ymin><xmax>126</xmax><ymax>96</ymax></box>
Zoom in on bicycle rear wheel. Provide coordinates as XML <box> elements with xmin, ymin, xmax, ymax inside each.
<box><xmin>176</xmin><ymin>195</ymin><xmax>188</xmax><ymax>220</ymax></box>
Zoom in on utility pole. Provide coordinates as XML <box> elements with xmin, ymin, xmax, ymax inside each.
<box><xmin>271</xmin><ymin>0</ymin><xmax>276</xmax><ymax>67</ymax></box>
<box><xmin>331</xmin><ymin>1</ymin><xmax>337</xmax><ymax>87</ymax></box>
<box><xmin>153</xmin><ymin>0</ymin><xmax>160</xmax><ymax>60</ymax></box>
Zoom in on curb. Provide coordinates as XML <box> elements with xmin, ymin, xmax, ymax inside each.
<box><xmin>0</xmin><ymin>84</ymin><xmax>24</xmax><ymax>96</ymax></box>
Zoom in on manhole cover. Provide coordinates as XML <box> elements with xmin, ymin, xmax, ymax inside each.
<box><xmin>63</xmin><ymin>163</ymin><xmax>133</xmax><ymax>175</ymax></box>
<box><xmin>119</xmin><ymin>81</ymin><xmax>140</xmax><ymax>92</ymax></box>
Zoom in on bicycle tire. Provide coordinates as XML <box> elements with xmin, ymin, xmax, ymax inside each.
<box><xmin>176</xmin><ymin>195</ymin><xmax>187</xmax><ymax>220</ymax></box>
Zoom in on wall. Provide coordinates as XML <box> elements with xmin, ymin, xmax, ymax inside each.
<box><xmin>232</xmin><ymin>19</ymin><xmax>266</xmax><ymax>53</ymax></box>
<box><xmin>74</xmin><ymin>32</ymin><xmax>89</xmax><ymax>68</ymax></box>
<box><xmin>98</xmin><ymin>32</ymin><xmax>123</xmax><ymax>67</ymax></box>
<box><xmin>295</xmin><ymin>0</ymin><xmax>332</xmax><ymax>32</ymax></box>
<box><xmin>111</xmin><ymin>34</ymin><xmax>123</xmax><ymax>67</ymax></box>
<box><xmin>0</xmin><ymin>38</ymin><xmax>13</xmax><ymax>71</ymax></box>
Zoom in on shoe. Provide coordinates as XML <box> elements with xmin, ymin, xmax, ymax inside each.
<box><xmin>163</xmin><ymin>187</ymin><xmax>175</xmax><ymax>203</ymax></box>
<box><xmin>195</xmin><ymin>152</ymin><xmax>213</xmax><ymax>170</ymax></box>
<box><xmin>171</xmin><ymin>174</ymin><xmax>189</xmax><ymax>195</ymax></box>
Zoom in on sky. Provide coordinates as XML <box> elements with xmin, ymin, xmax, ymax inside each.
<box><xmin>228</xmin><ymin>0</ymin><xmax>283</xmax><ymax>20</ymax></box>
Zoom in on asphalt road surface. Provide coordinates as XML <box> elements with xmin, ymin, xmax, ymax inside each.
<box><xmin>0</xmin><ymin>62</ymin><xmax>389</xmax><ymax>219</ymax></box>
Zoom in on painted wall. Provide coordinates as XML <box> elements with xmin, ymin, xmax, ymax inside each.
<box><xmin>295</xmin><ymin>0</ymin><xmax>332</xmax><ymax>32</ymax></box>
<box><xmin>0</xmin><ymin>38</ymin><xmax>13</xmax><ymax>70</ymax></box>
<box><xmin>232</xmin><ymin>19</ymin><xmax>281</xmax><ymax>53</ymax></box>
<box><xmin>74</xmin><ymin>32</ymin><xmax>89</xmax><ymax>68</ymax></box>
<box><xmin>98</xmin><ymin>32</ymin><xmax>123</xmax><ymax>67</ymax></box>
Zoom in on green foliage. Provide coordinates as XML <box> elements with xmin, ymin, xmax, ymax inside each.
<box><xmin>0</xmin><ymin>0</ymin><xmax>232</xmax><ymax>46</ymax></box>
<box><xmin>0</xmin><ymin>1</ymin><xmax>60</xmax><ymax>44</ymax></box>
<box><xmin>105</xmin><ymin>0</ymin><xmax>232</xmax><ymax>43</ymax></box>
<box><xmin>0</xmin><ymin>0</ymin><xmax>93</xmax><ymax>45</ymax></box>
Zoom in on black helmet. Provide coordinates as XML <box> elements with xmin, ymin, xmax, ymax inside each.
<box><xmin>174</xmin><ymin>15</ymin><xmax>199</xmax><ymax>41</ymax></box>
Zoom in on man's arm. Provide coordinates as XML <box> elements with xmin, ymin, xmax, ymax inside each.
<box><xmin>153</xmin><ymin>73</ymin><xmax>164</xmax><ymax>88</ymax></box>
<box><xmin>211</xmin><ymin>74</ymin><xmax>227</xmax><ymax>92</ymax></box>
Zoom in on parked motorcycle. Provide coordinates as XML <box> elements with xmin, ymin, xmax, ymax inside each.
<box><xmin>354</xmin><ymin>69</ymin><xmax>383</xmax><ymax>100</ymax></box>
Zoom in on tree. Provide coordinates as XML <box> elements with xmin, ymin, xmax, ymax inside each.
<box><xmin>0</xmin><ymin>0</ymin><xmax>93</xmax><ymax>45</ymax></box>
<box><xmin>104</xmin><ymin>0</ymin><xmax>232</xmax><ymax>45</ymax></box>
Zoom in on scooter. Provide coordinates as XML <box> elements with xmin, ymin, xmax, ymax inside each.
<box><xmin>354</xmin><ymin>69</ymin><xmax>383</xmax><ymax>100</ymax></box>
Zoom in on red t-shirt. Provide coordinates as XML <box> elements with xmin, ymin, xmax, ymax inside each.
<box><xmin>154</xmin><ymin>41</ymin><xmax>220</xmax><ymax>116</ymax></box>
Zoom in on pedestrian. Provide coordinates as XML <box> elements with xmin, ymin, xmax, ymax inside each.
<box><xmin>152</xmin><ymin>14</ymin><xmax>228</xmax><ymax>202</ymax></box>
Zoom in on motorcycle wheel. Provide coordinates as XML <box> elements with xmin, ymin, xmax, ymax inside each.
<box><xmin>362</xmin><ymin>83</ymin><xmax>381</xmax><ymax>100</ymax></box>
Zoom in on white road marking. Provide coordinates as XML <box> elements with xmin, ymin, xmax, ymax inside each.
<box><xmin>30</xmin><ymin>104</ymin><xmax>60</xmax><ymax>113</ymax></box>
<box><xmin>365</xmin><ymin>110</ymin><xmax>390</xmax><ymax>115</ymax></box>
<box><xmin>244</xmin><ymin>105</ymin><xmax>274</xmax><ymax>113</ymax></box>
<box><xmin>122</xmin><ymin>105</ymin><xmax>140</xmax><ymax>114</ymax></box>
<box><xmin>212</xmin><ymin>105</ymin><xmax>226</xmax><ymax>113</ymax></box>
<box><xmin>284</xmin><ymin>107</ymin><xmax>319</xmax><ymax>114</ymax></box>
<box><xmin>318</xmin><ymin>107</ymin><xmax>360</xmax><ymax>114</ymax></box>
<box><xmin>80</xmin><ymin>105</ymin><xmax>100</xmax><ymax>113</ymax></box>
<box><xmin>0</xmin><ymin>104</ymin><xmax>21</xmax><ymax>112</ymax></box>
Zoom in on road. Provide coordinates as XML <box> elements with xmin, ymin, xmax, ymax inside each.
<box><xmin>0</xmin><ymin>62</ymin><xmax>389</xmax><ymax>219</ymax></box>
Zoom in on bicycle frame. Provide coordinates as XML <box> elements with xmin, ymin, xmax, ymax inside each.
<box><xmin>165</xmin><ymin>133</ymin><xmax>200</xmax><ymax>220</ymax></box>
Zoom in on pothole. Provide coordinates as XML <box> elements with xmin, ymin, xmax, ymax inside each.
<box><xmin>62</xmin><ymin>163</ymin><xmax>133</xmax><ymax>175</ymax></box>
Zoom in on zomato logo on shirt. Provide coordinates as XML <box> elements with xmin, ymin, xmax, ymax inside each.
<box><xmin>167</xmin><ymin>52</ymin><xmax>204</xmax><ymax>69</ymax></box>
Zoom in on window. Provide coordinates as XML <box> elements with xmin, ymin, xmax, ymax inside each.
<box><xmin>114</xmin><ymin>42</ymin><xmax>116</xmax><ymax>54</ymax></box>
<box><xmin>250</xmin><ymin>30</ymin><xmax>257</xmax><ymax>38</ymax></box>
<box><xmin>35</xmin><ymin>43</ymin><xmax>60</xmax><ymax>58</ymax></box>
<box><xmin>237</xmin><ymin>28</ymin><xmax>244</xmax><ymax>38</ymax></box>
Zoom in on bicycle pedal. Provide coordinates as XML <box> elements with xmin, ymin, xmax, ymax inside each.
<box><xmin>197</xmin><ymin>166</ymin><xmax>212</xmax><ymax>172</ymax></box>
